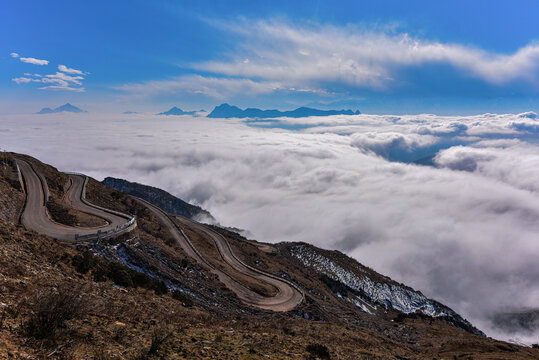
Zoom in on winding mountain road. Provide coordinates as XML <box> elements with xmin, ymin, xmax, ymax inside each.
<box><xmin>136</xmin><ymin>198</ymin><xmax>304</xmax><ymax>312</ymax></box>
<box><xmin>16</xmin><ymin>156</ymin><xmax>302</xmax><ymax>311</ymax></box>
<box><xmin>17</xmin><ymin>158</ymin><xmax>134</xmax><ymax>242</ymax></box>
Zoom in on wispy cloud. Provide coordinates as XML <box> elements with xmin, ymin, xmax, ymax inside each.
<box><xmin>19</xmin><ymin>56</ymin><xmax>49</xmax><ymax>65</ymax></box>
<box><xmin>10</xmin><ymin>55</ymin><xmax>87</xmax><ymax>92</ymax></box>
<box><xmin>116</xmin><ymin>74</ymin><xmax>283</xmax><ymax>99</ymax></box>
<box><xmin>38</xmin><ymin>72</ymin><xmax>85</xmax><ymax>92</ymax></box>
<box><xmin>115</xmin><ymin>20</ymin><xmax>539</xmax><ymax>101</ymax></box>
<box><xmin>12</xmin><ymin>72</ymin><xmax>86</xmax><ymax>92</ymax></box>
<box><xmin>58</xmin><ymin>64</ymin><xmax>87</xmax><ymax>75</ymax></box>
<box><xmin>44</xmin><ymin>72</ymin><xmax>84</xmax><ymax>86</ymax></box>
<box><xmin>12</xmin><ymin>77</ymin><xmax>32</xmax><ymax>84</ymax></box>
<box><xmin>38</xmin><ymin>85</ymin><xmax>85</xmax><ymax>92</ymax></box>
<box><xmin>197</xmin><ymin>20</ymin><xmax>539</xmax><ymax>88</ymax></box>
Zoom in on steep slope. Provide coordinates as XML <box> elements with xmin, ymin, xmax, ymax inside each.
<box><xmin>283</xmin><ymin>243</ymin><xmax>482</xmax><ymax>335</ymax></box>
<box><xmin>103</xmin><ymin>176</ymin><xmax>214</xmax><ymax>222</ymax></box>
<box><xmin>1</xmin><ymin>152</ymin><xmax>537</xmax><ymax>358</ymax></box>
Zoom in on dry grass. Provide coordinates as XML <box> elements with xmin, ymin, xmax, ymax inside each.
<box><xmin>0</xmin><ymin>217</ymin><xmax>538</xmax><ymax>359</ymax></box>
<box><xmin>23</xmin><ymin>285</ymin><xmax>88</xmax><ymax>340</ymax></box>
<box><xmin>0</xmin><ymin>153</ymin><xmax>24</xmax><ymax>222</ymax></box>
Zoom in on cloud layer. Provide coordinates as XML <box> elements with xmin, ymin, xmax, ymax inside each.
<box><xmin>1</xmin><ymin>111</ymin><xmax>539</xmax><ymax>343</ymax></box>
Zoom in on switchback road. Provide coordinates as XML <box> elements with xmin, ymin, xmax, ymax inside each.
<box><xmin>136</xmin><ymin>197</ymin><xmax>303</xmax><ymax>312</ymax></box>
<box><xmin>16</xmin><ymin>157</ymin><xmax>302</xmax><ymax>311</ymax></box>
<box><xmin>17</xmin><ymin>158</ymin><xmax>133</xmax><ymax>242</ymax></box>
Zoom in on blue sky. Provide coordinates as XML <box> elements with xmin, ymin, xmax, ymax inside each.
<box><xmin>2</xmin><ymin>0</ymin><xmax>539</xmax><ymax>114</ymax></box>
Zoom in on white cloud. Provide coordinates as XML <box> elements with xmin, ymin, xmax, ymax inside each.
<box><xmin>196</xmin><ymin>20</ymin><xmax>539</xmax><ymax>88</ymax></box>
<box><xmin>10</xmin><ymin>52</ymin><xmax>19</xmax><ymax>58</ymax></box>
<box><xmin>436</xmin><ymin>142</ymin><xmax>539</xmax><ymax>193</ymax></box>
<box><xmin>1</xmin><ymin>111</ymin><xmax>539</xmax><ymax>343</ymax></box>
<box><xmin>19</xmin><ymin>57</ymin><xmax>49</xmax><ymax>65</ymax></box>
<box><xmin>12</xmin><ymin>70</ymin><xmax>86</xmax><ymax>92</ymax></box>
<box><xmin>38</xmin><ymin>85</ymin><xmax>85</xmax><ymax>92</ymax></box>
<box><xmin>45</xmin><ymin>71</ymin><xmax>84</xmax><ymax>86</ymax></box>
<box><xmin>116</xmin><ymin>74</ymin><xmax>283</xmax><ymax>99</ymax></box>
<box><xmin>116</xmin><ymin>20</ymin><xmax>539</xmax><ymax>100</ymax></box>
<box><xmin>350</xmin><ymin>132</ymin><xmax>438</xmax><ymax>157</ymax></box>
<box><xmin>58</xmin><ymin>64</ymin><xmax>86</xmax><ymax>75</ymax></box>
<box><xmin>11</xmin><ymin>77</ymin><xmax>32</xmax><ymax>84</ymax></box>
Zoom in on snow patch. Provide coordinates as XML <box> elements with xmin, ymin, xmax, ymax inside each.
<box><xmin>290</xmin><ymin>245</ymin><xmax>447</xmax><ymax>317</ymax></box>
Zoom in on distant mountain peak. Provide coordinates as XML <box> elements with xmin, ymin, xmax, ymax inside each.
<box><xmin>55</xmin><ymin>103</ymin><xmax>85</xmax><ymax>112</ymax></box>
<box><xmin>36</xmin><ymin>103</ymin><xmax>87</xmax><ymax>114</ymax></box>
<box><xmin>158</xmin><ymin>106</ymin><xmax>197</xmax><ymax>116</ymax></box>
<box><xmin>36</xmin><ymin>107</ymin><xmax>54</xmax><ymax>114</ymax></box>
<box><xmin>207</xmin><ymin>103</ymin><xmax>360</xmax><ymax>119</ymax></box>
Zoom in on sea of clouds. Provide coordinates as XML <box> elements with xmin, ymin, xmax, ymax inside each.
<box><xmin>1</xmin><ymin>111</ymin><xmax>539</xmax><ymax>343</ymax></box>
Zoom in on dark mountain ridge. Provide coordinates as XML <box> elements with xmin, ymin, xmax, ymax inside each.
<box><xmin>157</xmin><ymin>106</ymin><xmax>198</xmax><ymax>116</ymax></box>
<box><xmin>36</xmin><ymin>103</ymin><xmax>87</xmax><ymax>114</ymax></box>
<box><xmin>207</xmin><ymin>103</ymin><xmax>360</xmax><ymax>118</ymax></box>
<box><xmin>102</xmin><ymin>177</ymin><xmax>215</xmax><ymax>223</ymax></box>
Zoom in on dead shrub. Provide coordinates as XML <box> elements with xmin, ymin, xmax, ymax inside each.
<box><xmin>282</xmin><ymin>326</ymin><xmax>296</xmax><ymax>336</ymax></box>
<box><xmin>306</xmin><ymin>343</ymin><xmax>331</xmax><ymax>359</ymax></box>
<box><xmin>73</xmin><ymin>251</ymin><xmax>168</xmax><ymax>295</ymax></box>
<box><xmin>0</xmin><ymin>308</ymin><xmax>6</xmax><ymax>329</ymax></box>
<box><xmin>148</xmin><ymin>325</ymin><xmax>174</xmax><ymax>355</ymax></box>
<box><xmin>46</xmin><ymin>199</ymin><xmax>77</xmax><ymax>226</ymax></box>
<box><xmin>113</xmin><ymin>325</ymin><xmax>128</xmax><ymax>344</ymax></box>
<box><xmin>23</xmin><ymin>285</ymin><xmax>88</xmax><ymax>339</ymax></box>
<box><xmin>171</xmin><ymin>290</ymin><xmax>193</xmax><ymax>307</ymax></box>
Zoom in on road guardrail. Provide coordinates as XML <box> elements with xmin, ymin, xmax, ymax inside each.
<box><xmin>67</xmin><ymin>174</ymin><xmax>137</xmax><ymax>242</ymax></box>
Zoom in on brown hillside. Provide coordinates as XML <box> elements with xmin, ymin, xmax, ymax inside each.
<box><xmin>1</xmin><ymin>153</ymin><xmax>537</xmax><ymax>359</ymax></box>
